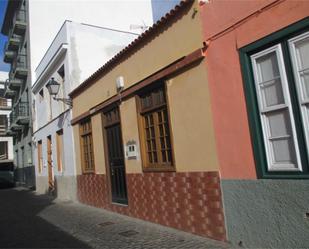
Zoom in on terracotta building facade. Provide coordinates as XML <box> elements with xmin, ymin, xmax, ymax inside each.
<box><xmin>200</xmin><ymin>0</ymin><xmax>309</xmax><ymax>247</ymax></box>
<box><xmin>70</xmin><ymin>1</ymin><xmax>226</xmax><ymax>242</ymax></box>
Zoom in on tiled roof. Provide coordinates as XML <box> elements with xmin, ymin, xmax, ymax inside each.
<box><xmin>69</xmin><ymin>0</ymin><xmax>193</xmax><ymax>98</ymax></box>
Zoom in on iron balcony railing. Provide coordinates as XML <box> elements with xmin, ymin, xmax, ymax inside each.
<box><xmin>16</xmin><ymin>102</ymin><xmax>29</xmax><ymax>117</ymax></box>
<box><xmin>9</xmin><ymin>102</ymin><xmax>29</xmax><ymax>126</ymax></box>
<box><xmin>4</xmin><ymin>79</ymin><xmax>15</xmax><ymax>98</ymax></box>
<box><xmin>12</xmin><ymin>8</ymin><xmax>26</xmax><ymax>35</ymax></box>
<box><xmin>6</xmin><ymin>27</ymin><xmax>22</xmax><ymax>50</ymax></box>
<box><xmin>14</xmin><ymin>8</ymin><xmax>26</xmax><ymax>23</ymax></box>
<box><xmin>10</xmin><ymin>53</ymin><xmax>28</xmax><ymax>79</ymax></box>
<box><xmin>11</xmin><ymin>54</ymin><xmax>27</xmax><ymax>71</ymax></box>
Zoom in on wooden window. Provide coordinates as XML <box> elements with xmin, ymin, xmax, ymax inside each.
<box><xmin>79</xmin><ymin>119</ymin><xmax>95</xmax><ymax>172</ymax></box>
<box><xmin>138</xmin><ymin>84</ymin><xmax>174</xmax><ymax>171</ymax></box>
<box><xmin>37</xmin><ymin>140</ymin><xmax>42</xmax><ymax>173</ymax></box>
<box><xmin>56</xmin><ymin>129</ymin><xmax>64</xmax><ymax>172</ymax></box>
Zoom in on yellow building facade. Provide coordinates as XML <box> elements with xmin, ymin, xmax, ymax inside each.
<box><xmin>70</xmin><ymin>0</ymin><xmax>226</xmax><ymax>241</ymax></box>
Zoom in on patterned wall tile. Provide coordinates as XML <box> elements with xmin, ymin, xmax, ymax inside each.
<box><xmin>77</xmin><ymin>171</ymin><xmax>226</xmax><ymax>241</ymax></box>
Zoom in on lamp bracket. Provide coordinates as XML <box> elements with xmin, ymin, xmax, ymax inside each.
<box><xmin>53</xmin><ymin>97</ymin><xmax>73</xmax><ymax>108</ymax></box>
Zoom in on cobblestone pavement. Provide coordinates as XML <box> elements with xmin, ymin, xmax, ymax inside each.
<box><xmin>0</xmin><ymin>187</ymin><xmax>236</xmax><ymax>249</ymax></box>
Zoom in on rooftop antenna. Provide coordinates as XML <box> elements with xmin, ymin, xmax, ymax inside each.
<box><xmin>130</xmin><ymin>20</ymin><xmax>149</xmax><ymax>33</ymax></box>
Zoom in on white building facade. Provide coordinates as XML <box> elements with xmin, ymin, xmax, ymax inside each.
<box><xmin>32</xmin><ymin>21</ymin><xmax>137</xmax><ymax>200</ymax></box>
<box><xmin>0</xmin><ymin>72</ymin><xmax>13</xmax><ymax>164</ymax></box>
<box><xmin>28</xmin><ymin>0</ymin><xmax>155</xmax><ymax>84</ymax></box>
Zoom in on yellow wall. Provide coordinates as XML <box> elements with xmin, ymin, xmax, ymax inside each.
<box><xmin>120</xmin><ymin>98</ymin><xmax>143</xmax><ymax>174</ymax></box>
<box><xmin>166</xmin><ymin>62</ymin><xmax>219</xmax><ymax>171</ymax></box>
<box><xmin>73</xmin><ymin>125</ymin><xmax>82</xmax><ymax>175</ymax></box>
<box><xmin>72</xmin><ymin>0</ymin><xmax>203</xmax><ymax>117</ymax></box>
<box><xmin>72</xmin><ymin>0</ymin><xmax>219</xmax><ymax>174</ymax></box>
<box><xmin>91</xmin><ymin>114</ymin><xmax>106</xmax><ymax>174</ymax></box>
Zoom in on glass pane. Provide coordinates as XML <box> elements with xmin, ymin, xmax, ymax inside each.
<box><xmin>151</xmin><ymin>139</ymin><xmax>156</xmax><ymax>151</ymax></box>
<box><xmin>148</xmin><ymin>152</ymin><xmax>153</xmax><ymax>163</ymax></box>
<box><xmin>300</xmin><ymin>71</ymin><xmax>309</xmax><ymax>99</ymax></box>
<box><xmin>256</xmin><ymin>52</ymin><xmax>280</xmax><ymax>82</ymax></box>
<box><xmin>295</xmin><ymin>37</ymin><xmax>309</xmax><ymax>70</ymax></box>
<box><xmin>162</xmin><ymin>151</ymin><xmax>166</xmax><ymax>162</ymax></box>
<box><xmin>147</xmin><ymin>140</ymin><xmax>151</xmax><ymax>151</ymax></box>
<box><xmin>260</xmin><ymin>78</ymin><xmax>284</xmax><ymax>107</ymax></box>
<box><xmin>158</xmin><ymin>111</ymin><xmax>162</xmax><ymax>123</ymax></box>
<box><xmin>153</xmin><ymin>152</ymin><xmax>158</xmax><ymax>163</ymax></box>
<box><xmin>267</xmin><ymin>110</ymin><xmax>292</xmax><ymax>138</ymax></box>
<box><xmin>271</xmin><ymin>138</ymin><xmax>297</xmax><ymax>165</ymax></box>
<box><xmin>160</xmin><ymin>137</ymin><xmax>165</xmax><ymax>149</ymax></box>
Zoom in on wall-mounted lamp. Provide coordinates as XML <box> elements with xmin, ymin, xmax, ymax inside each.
<box><xmin>46</xmin><ymin>77</ymin><xmax>72</xmax><ymax>108</ymax></box>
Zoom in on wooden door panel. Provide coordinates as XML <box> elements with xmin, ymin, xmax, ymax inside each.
<box><xmin>104</xmin><ymin>107</ymin><xmax>128</xmax><ymax>204</ymax></box>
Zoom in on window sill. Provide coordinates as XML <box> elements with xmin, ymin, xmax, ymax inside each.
<box><xmin>82</xmin><ymin>170</ymin><xmax>96</xmax><ymax>175</ymax></box>
<box><xmin>259</xmin><ymin>172</ymin><xmax>309</xmax><ymax>179</ymax></box>
<box><xmin>142</xmin><ymin>166</ymin><xmax>175</xmax><ymax>173</ymax></box>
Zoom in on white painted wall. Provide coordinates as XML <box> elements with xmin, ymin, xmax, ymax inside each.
<box><xmin>33</xmin><ymin>110</ymin><xmax>75</xmax><ymax>177</ymax></box>
<box><xmin>32</xmin><ymin>21</ymin><xmax>139</xmax><ymax>198</ymax></box>
<box><xmin>28</xmin><ymin>0</ymin><xmax>154</xmax><ymax>84</ymax></box>
<box><xmin>67</xmin><ymin>22</ymin><xmax>137</xmax><ymax>90</ymax></box>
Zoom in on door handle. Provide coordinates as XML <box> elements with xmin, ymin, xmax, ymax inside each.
<box><xmin>111</xmin><ymin>168</ymin><xmax>114</xmax><ymax>176</ymax></box>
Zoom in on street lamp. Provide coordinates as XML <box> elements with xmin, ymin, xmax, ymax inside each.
<box><xmin>46</xmin><ymin>77</ymin><xmax>72</xmax><ymax>107</ymax></box>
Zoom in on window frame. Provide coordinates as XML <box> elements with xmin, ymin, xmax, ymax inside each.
<box><xmin>240</xmin><ymin>17</ymin><xmax>309</xmax><ymax>178</ymax></box>
<box><xmin>136</xmin><ymin>82</ymin><xmax>175</xmax><ymax>172</ymax></box>
<box><xmin>288</xmin><ymin>31</ymin><xmax>309</xmax><ymax>161</ymax></box>
<box><xmin>79</xmin><ymin>118</ymin><xmax>95</xmax><ymax>173</ymax></box>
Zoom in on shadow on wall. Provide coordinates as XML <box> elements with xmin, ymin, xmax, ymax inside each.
<box><xmin>0</xmin><ymin>187</ymin><xmax>90</xmax><ymax>248</ymax></box>
<box><xmin>14</xmin><ymin>166</ymin><xmax>36</xmax><ymax>189</ymax></box>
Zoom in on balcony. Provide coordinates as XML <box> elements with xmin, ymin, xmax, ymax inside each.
<box><xmin>4</xmin><ymin>80</ymin><xmax>16</xmax><ymax>98</ymax></box>
<box><xmin>12</xmin><ymin>8</ymin><xmax>26</xmax><ymax>35</ymax></box>
<box><xmin>7</xmin><ymin>102</ymin><xmax>30</xmax><ymax>134</ymax></box>
<box><xmin>15</xmin><ymin>102</ymin><xmax>30</xmax><ymax>125</ymax></box>
<box><xmin>7</xmin><ymin>71</ymin><xmax>23</xmax><ymax>90</ymax></box>
<box><xmin>9</xmin><ymin>111</ymin><xmax>22</xmax><ymax>132</ymax></box>
<box><xmin>3</xmin><ymin>44</ymin><xmax>16</xmax><ymax>63</ymax></box>
<box><xmin>11</xmin><ymin>54</ymin><xmax>28</xmax><ymax>79</ymax></box>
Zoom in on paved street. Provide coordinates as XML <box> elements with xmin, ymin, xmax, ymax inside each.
<box><xmin>0</xmin><ymin>187</ymin><xmax>233</xmax><ymax>249</ymax></box>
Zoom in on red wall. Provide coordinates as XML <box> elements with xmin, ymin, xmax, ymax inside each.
<box><xmin>200</xmin><ymin>0</ymin><xmax>309</xmax><ymax>179</ymax></box>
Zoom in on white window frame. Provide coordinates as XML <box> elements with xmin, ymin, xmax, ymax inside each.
<box><xmin>288</xmin><ymin>31</ymin><xmax>309</xmax><ymax>162</ymax></box>
<box><xmin>251</xmin><ymin>44</ymin><xmax>302</xmax><ymax>172</ymax></box>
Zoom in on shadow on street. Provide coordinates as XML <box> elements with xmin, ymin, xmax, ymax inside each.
<box><xmin>0</xmin><ymin>187</ymin><xmax>90</xmax><ymax>248</ymax></box>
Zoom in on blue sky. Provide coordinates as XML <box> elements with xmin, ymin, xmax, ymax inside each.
<box><xmin>152</xmin><ymin>0</ymin><xmax>180</xmax><ymax>22</ymax></box>
<box><xmin>0</xmin><ymin>0</ymin><xmax>9</xmax><ymax>72</ymax></box>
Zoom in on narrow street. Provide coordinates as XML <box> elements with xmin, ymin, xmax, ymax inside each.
<box><xmin>0</xmin><ymin>187</ymin><xmax>231</xmax><ymax>249</ymax></box>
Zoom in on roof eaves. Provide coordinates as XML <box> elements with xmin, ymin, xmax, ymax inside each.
<box><xmin>69</xmin><ymin>0</ymin><xmax>193</xmax><ymax>98</ymax></box>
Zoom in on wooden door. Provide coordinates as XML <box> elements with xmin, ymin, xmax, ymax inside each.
<box><xmin>104</xmin><ymin>107</ymin><xmax>128</xmax><ymax>204</ymax></box>
<box><xmin>47</xmin><ymin>136</ymin><xmax>54</xmax><ymax>190</ymax></box>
